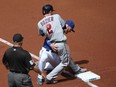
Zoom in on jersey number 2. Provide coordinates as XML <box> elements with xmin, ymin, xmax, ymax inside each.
<box><xmin>46</xmin><ymin>24</ymin><xmax>53</xmax><ymax>34</ymax></box>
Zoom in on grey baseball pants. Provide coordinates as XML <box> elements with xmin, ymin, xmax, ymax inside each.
<box><xmin>8</xmin><ymin>71</ymin><xmax>33</xmax><ymax>87</ymax></box>
<box><xmin>46</xmin><ymin>42</ymin><xmax>80</xmax><ymax>80</ymax></box>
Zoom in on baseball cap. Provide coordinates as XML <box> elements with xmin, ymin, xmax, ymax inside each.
<box><xmin>42</xmin><ymin>4</ymin><xmax>55</xmax><ymax>15</ymax></box>
<box><xmin>65</xmin><ymin>20</ymin><xmax>75</xmax><ymax>32</ymax></box>
<box><xmin>13</xmin><ymin>33</ymin><xmax>24</xmax><ymax>43</ymax></box>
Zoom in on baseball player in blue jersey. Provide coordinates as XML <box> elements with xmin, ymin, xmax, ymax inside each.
<box><xmin>37</xmin><ymin>4</ymin><xmax>87</xmax><ymax>84</ymax></box>
<box><xmin>36</xmin><ymin>37</ymin><xmax>60</xmax><ymax>85</ymax></box>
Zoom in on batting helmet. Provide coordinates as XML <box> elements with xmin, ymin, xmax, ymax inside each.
<box><xmin>42</xmin><ymin>4</ymin><xmax>54</xmax><ymax>15</ymax></box>
<box><xmin>65</xmin><ymin>20</ymin><xmax>75</xmax><ymax>32</ymax></box>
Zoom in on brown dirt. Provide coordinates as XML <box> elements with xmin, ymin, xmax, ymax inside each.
<box><xmin>0</xmin><ymin>0</ymin><xmax>116</xmax><ymax>87</ymax></box>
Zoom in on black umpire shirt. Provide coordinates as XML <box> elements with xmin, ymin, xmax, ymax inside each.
<box><xmin>2</xmin><ymin>46</ymin><xmax>35</xmax><ymax>74</ymax></box>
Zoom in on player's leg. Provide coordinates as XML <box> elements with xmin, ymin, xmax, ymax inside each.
<box><xmin>44</xmin><ymin>62</ymin><xmax>54</xmax><ymax>71</ymax></box>
<box><xmin>37</xmin><ymin>47</ymin><xmax>60</xmax><ymax>85</ymax></box>
<box><xmin>46</xmin><ymin>43</ymin><xmax>69</xmax><ymax>84</ymax></box>
<box><xmin>47</xmin><ymin>51</ymin><xmax>61</xmax><ymax>68</ymax></box>
<box><xmin>65</xmin><ymin>44</ymin><xmax>87</xmax><ymax>75</ymax></box>
<box><xmin>46</xmin><ymin>50</ymin><xmax>74</xmax><ymax>78</ymax></box>
<box><xmin>44</xmin><ymin>51</ymin><xmax>61</xmax><ymax>75</ymax></box>
<box><xmin>37</xmin><ymin>48</ymin><xmax>49</xmax><ymax>85</ymax></box>
<box><xmin>38</xmin><ymin>50</ymin><xmax>48</xmax><ymax>73</ymax></box>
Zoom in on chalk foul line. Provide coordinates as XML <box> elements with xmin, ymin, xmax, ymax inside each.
<box><xmin>0</xmin><ymin>38</ymin><xmax>39</xmax><ymax>60</ymax></box>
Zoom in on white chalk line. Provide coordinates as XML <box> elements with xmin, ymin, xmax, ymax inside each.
<box><xmin>83</xmin><ymin>80</ymin><xmax>98</xmax><ymax>87</ymax></box>
<box><xmin>0</xmin><ymin>37</ymin><xmax>100</xmax><ymax>87</ymax></box>
<box><xmin>0</xmin><ymin>38</ymin><xmax>39</xmax><ymax>60</ymax></box>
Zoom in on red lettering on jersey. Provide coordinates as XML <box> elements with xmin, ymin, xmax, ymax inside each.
<box><xmin>41</xmin><ymin>17</ymin><xmax>54</xmax><ymax>26</ymax></box>
<box><xmin>46</xmin><ymin>24</ymin><xmax>53</xmax><ymax>34</ymax></box>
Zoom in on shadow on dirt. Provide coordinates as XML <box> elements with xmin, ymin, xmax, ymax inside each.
<box><xmin>57</xmin><ymin>60</ymin><xmax>89</xmax><ymax>83</ymax></box>
<box><xmin>74</xmin><ymin>60</ymin><xmax>89</xmax><ymax>65</ymax></box>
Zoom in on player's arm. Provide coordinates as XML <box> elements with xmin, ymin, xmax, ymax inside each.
<box><xmin>39</xmin><ymin>30</ymin><xmax>45</xmax><ymax>36</ymax></box>
<box><xmin>37</xmin><ymin>23</ymin><xmax>45</xmax><ymax>36</ymax></box>
<box><xmin>45</xmin><ymin>38</ymin><xmax>58</xmax><ymax>52</ymax></box>
<box><xmin>2</xmin><ymin>52</ymin><xmax>9</xmax><ymax>69</ymax></box>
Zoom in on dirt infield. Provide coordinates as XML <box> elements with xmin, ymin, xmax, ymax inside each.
<box><xmin>0</xmin><ymin>0</ymin><xmax>116</xmax><ymax>87</ymax></box>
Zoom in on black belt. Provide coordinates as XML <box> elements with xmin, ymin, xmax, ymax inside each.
<box><xmin>46</xmin><ymin>49</ymin><xmax>50</xmax><ymax>51</ymax></box>
<box><xmin>46</xmin><ymin>49</ymin><xmax>56</xmax><ymax>53</ymax></box>
<box><xmin>51</xmin><ymin>40</ymin><xmax>66</xmax><ymax>43</ymax></box>
<box><xmin>10</xmin><ymin>70</ymin><xmax>28</xmax><ymax>74</ymax></box>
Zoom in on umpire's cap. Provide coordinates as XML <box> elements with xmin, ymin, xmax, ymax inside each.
<box><xmin>65</xmin><ymin>20</ymin><xmax>75</xmax><ymax>32</ymax></box>
<box><xmin>13</xmin><ymin>33</ymin><xmax>24</xmax><ymax>43</ymax></box>
<box><xmin>42</xmin><ymin>4</ymin><xmax>54</xmax><ymax>15</ymax></box>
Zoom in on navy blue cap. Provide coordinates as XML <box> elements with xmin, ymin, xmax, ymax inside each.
<box><xmin>65</xmin><ymin>20</ymin><xmax>75</xmax><ymax>32</ymax></box>
<box><xmin>13</xmin><ymin>33</ymin><xmax>24</xmax><ymax>43</ymax></box>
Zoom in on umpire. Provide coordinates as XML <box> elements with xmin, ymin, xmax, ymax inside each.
<box><xmin>2</xmin><ymin>33</ymin><xmax>40</xmax><ymax>87</ymax></box>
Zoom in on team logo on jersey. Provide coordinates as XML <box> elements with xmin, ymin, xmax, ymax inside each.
<box><xmin>13</xmin><ymin>49</ymin><xmax>16</xmax><ymax>51</ymax></box>
<box><xmin>29</xmin><ymin>60</ymin><xmax>34</xmax><ymax>65</ymax></box>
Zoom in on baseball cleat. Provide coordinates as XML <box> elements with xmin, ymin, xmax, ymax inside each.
<box><xmin>45</xmin><ymin>78</ymin><xmax>58</xmax><ymax>84</ymax></box>
<box><xmin>37</xmin><ymin>75</ymin><xmax>44</xmax><ymax>85</ymax></box>
<box><xmin>74</xmin><ymin>68</ymin><xmax>87</xmax><ymax>78</ymax></box>
<box><xmin>75</xmin><ymin>68</ymin><xmax>87</xmax><ymax>74</ymax></box>
<box><xmin>61</xmin><ymin>70</ymin><xmax>75</xmax><ymax>78</ymax></box>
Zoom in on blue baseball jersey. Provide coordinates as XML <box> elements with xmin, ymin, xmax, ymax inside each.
<box><xmin>43</xmin><ymin>38</ymin><xmax>52</xmax><ymax>51</ymax></box>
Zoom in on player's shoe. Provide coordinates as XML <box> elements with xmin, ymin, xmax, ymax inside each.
<box><xmin>37</xmin><ymin>75</ymin><xmax>44</xmax><ymax>85</ymax></box>
<box><xmin>74</xmin><ymin>68</ymin><xmax>87</xmax><ymax>77</ymax></box>
<box><xmin>45</xmin><ymin>78</ymin><xmax>58</xmax><ymax>84</ymax></box>
<box><xmin>61</xmin><ymin>70</ymin><xmax>75</xmax><ymax>78</ymax></box>
<box><xmin>76</xmin><ymin>68</ymin><xmax>87</xmax><ymax>74</ymax></box>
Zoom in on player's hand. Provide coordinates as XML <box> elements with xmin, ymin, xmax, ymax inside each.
<box><xmin>50</xmin><ymin>42</ymin><xmax>58</xmax><ymax>52</ymax></box>
<box><xmin>64</xmin><ymin>24</ymin><xmax>72</xmax><ymax>34</ymax></box>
